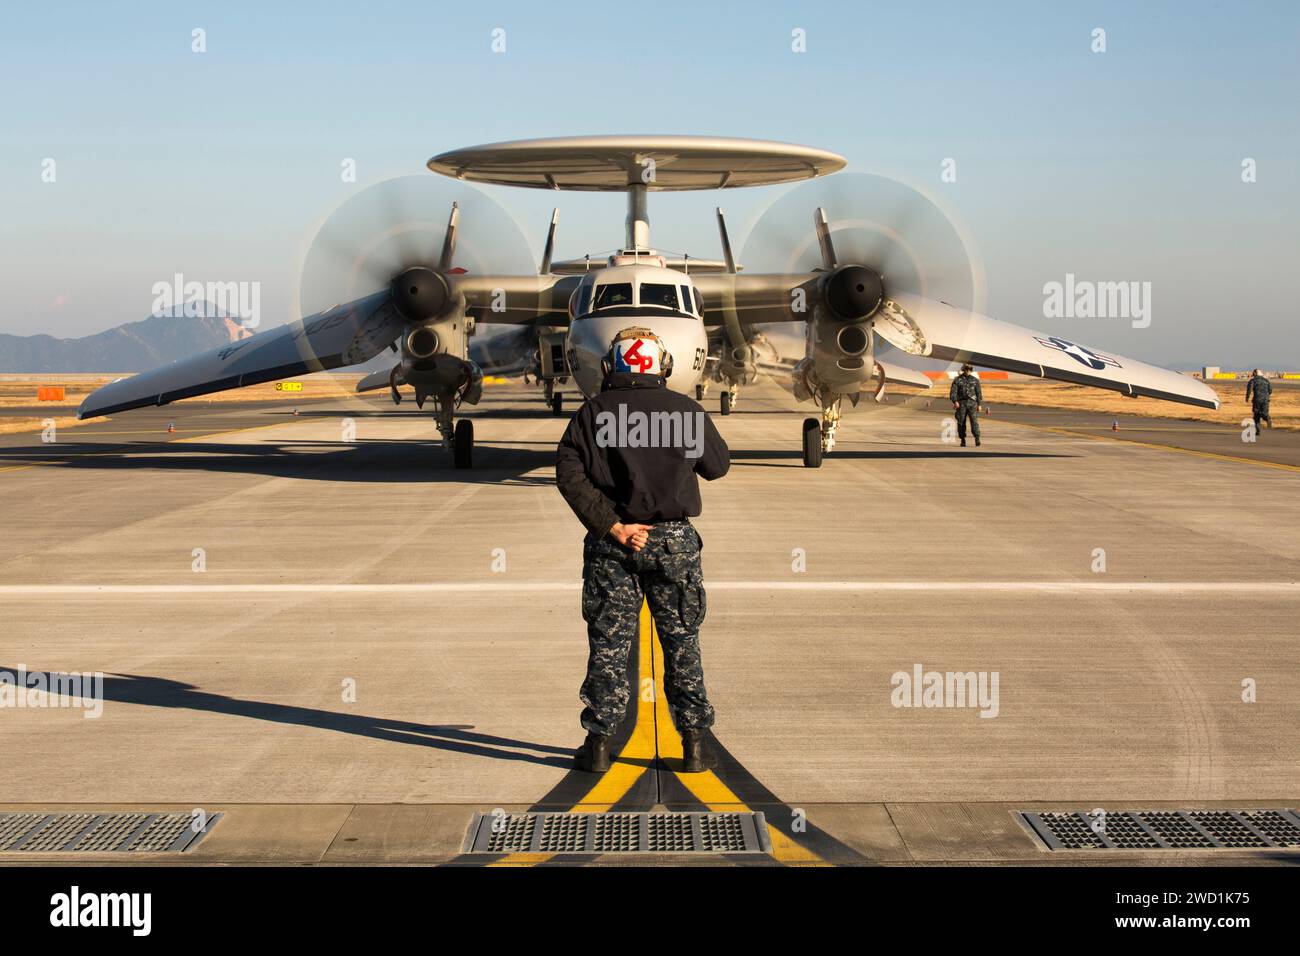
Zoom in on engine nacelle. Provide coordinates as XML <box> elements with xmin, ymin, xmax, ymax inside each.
<box><xmin>391</xmin><ymin>267</ymin><xmax>450</xmax><ymax>322</ymax></box>
<box><xmin>788</xmin><ymin>264</ymin><xmax>886</xmax><ymax>398</ymax></box>
<box><xmin>821</xmin><ymin>265</ymin><xmax>884</xmax><ymax>322</ymax></box>
<box><xmin>406</xmin><ymin>325</ymin><xmax>441</xmax><ymax>359</ymax></box>
<box><xmin>716</xmin><ymin>342</ymin><xmax>759</xmax><ymax>386</ymax></box>
<box><xmin>803</xmin><ymin>312</ymin><xmax>876</xmax><ymax>397</ymax></box>
<box><xmin>397</xmin><ymin>302</ymin><xmax>476</xmax><ymax>402</ymax></box>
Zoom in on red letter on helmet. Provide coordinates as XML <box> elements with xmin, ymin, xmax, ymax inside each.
<box><xmin>615</xmin><ymin>337</ymin><xmax>660</xmax><ymax>375</ymax></box>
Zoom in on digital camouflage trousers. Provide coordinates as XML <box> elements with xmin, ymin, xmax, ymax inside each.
<box><xmin>579</xmin><ymin>520</ymin><xmax>715</xmax><ymax>737</ymax></box>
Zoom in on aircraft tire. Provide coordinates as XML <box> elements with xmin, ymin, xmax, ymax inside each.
<box><xmin>802</xmin><ymin>417</ymin><xmax>822</xmax><ymax>468</ymax></box>
<box><xmin>454</xmin><ymin>418</ymin><xmax>474</xmax><ymax>469</ymax></box>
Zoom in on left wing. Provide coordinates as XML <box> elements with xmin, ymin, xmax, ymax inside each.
<box><xmin>879</xmin><ymin>292</ymin><xmax>1218</xmax><ymax>409</ymax></box>
<box><xmin>873</xmin><ymin>359</ymin><xmax>933</xmax><ymax>390</ymax></box>
<box><xmin>695</xmin><ymin>274</ymin><xmax>1217</xmax><ymax>410</ymax></box>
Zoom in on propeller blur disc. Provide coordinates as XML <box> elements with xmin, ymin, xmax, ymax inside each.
<box><xmin>740</xmin><ymin>171</ymin><xmax>985</xmax><ymax>316</ymax></box>
<box><xmin>297</xmin><ymin>175</ymin><xmax>537</xmax><ymax>319</ymax></box>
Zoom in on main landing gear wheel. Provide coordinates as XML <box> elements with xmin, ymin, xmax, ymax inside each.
<box><xmin>453</xmin><ymin>418</ymin><xmax>474</xmax><ymax>469</ymax></box>
<box><xmin>802</xmin><ymin>417</ymin><xmax>823</xmax><ymax>468</ymax></box>
<box><xmin>551</xmin><ymin>393</ymin><xmax>564</xmax><ymax>417</ymax></box>
<box><xmin>720</xmin><ymin>391</ymin><xmax>732</xmax><ymax>416</ymax></box>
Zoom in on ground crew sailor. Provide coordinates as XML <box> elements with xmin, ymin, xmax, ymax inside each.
<box><xmin>555</xmin><ymin>327</ymin><xmax>730</xmax><ymax>774</ymax></box>
<box><xmin>1245</xmin><ymin>368</ymin><xmax>1272</xmax><ymax>434</ymax></box>
<box><xmin>949</xmin><ymin>363</ymin><xmax>983</xmax><ymax>447</ymax></box>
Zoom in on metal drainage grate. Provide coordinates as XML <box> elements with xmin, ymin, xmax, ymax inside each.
<box><xmin>465</xmin><ymin>811</ymin><xmax>770</xmax><ymax>854</ymax></box>
<box><xmin>0</xmin><ymin>812</ymin><xmax>221</xmax><ymax>853</ymax></box>
<box><xmin>1023</xmin><ymin>809</ymin><xmax>1300</xmax><ymax>850</ymax></box>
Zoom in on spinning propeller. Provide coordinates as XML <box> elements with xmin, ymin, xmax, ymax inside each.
<box><xmin>297</xmin><ymin>175</ymin><xmax>536</xmax><ymax>327</ymax></box>
<box><xmin>740</xmin><ymin>170</ymin><xmax>985</xmax><ymax>332</ymax></box>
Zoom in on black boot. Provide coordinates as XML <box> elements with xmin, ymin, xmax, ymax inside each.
<box><xmin>959</xmin><ymin>438</ymin><xmax>966</xmax><ymax>447</ymax></box>
<box><xmin>681</xmin><ymin>729</ymin><xmax>714</xmax><ymax>773</ymax></box>
<box><xmin>975</xmin><ymin>436</ymin><xmax>981</xmax><ymax>447</ymax></box>
<box><xmin>574</xmin><ymin>732</ymin><xmax>611</xmax><ymax>773</ymax></box>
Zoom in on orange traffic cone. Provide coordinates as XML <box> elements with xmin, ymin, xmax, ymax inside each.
<box><xmin>167</xmin><ymin>422</ymin><xmax>176</xmax><ymax>433</ymax></box>
<box><xmin>1112</xmin><ymin>420</ymin><xmax>1119</xmax><ymax>431</ymax></box>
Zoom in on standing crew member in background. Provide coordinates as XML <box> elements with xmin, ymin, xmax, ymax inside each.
<box><xmin>949</xmin><ymin>363</ymin><xmax>983</xmax><ymax>447</ymax></box>
<box><xmin>1245</xmin><ymin>368</ymin><xmax>1272</xmax><ymax>435</ymax></box>
<box><xmin>555</xmin><ymin>327</ymin><xmax>730</xmax><ymax>774</ymax></box>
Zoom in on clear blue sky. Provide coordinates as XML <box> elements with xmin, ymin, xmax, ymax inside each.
<box><xmin>2</xmin><ymin>0</ymin><xmax>1296</xmax><ymax>366</ymax></box>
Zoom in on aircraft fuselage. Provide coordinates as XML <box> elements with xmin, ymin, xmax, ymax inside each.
<box><xmin>562</xmin><ymin>261</ymin><xmax>709</xmax><ymax>398</ymax></box>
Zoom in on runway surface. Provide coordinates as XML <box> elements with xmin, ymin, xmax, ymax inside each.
<box><xmin>1</xmin><ymin>382</ymin><xmax>1298</xmax><ymax>864</ymax></box>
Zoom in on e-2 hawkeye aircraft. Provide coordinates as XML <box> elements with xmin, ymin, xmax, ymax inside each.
<box><xmin>79</xmin><ymin>136</ymin><xmax>1218</xmax><ymax>467</ymax></box>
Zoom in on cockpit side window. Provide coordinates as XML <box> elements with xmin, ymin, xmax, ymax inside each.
<box><xmin>593</xmin><ymin>282</ymin><xmax>634</xmax><ymax>310</ymax></box>
<box><xmin>575</xmin><ymin>276</ymin><xmax>594</xmax><ymax>317</ymax></box>
<box><xmin>678</xmin><ymin>284</ymin><xmax>693</xmax><ymax>315</ymax></box>
<box><xmin>693</xmin><ymin>288</ymin><xmax>704</xmax><ymax>315</ymax></box>
<box><xmin>639</xmin><ymin>283</ymin><xmax>679</xmax><ymax>310</ymax></box>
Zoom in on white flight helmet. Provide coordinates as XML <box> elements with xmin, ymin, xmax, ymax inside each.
<box><xmin>601</xmin><ymin>326</ymin><xmax>674</xmax><ymax>379</ymax></box>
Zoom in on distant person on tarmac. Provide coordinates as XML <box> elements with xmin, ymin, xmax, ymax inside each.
<box><xmin>555</xmin><ymin>327</ymin><xmax>730</xmax><ymax>775</ymax></box>
<box><xmin>1245</xmin><ymin>368</ymin><xmax>1272</xmax><ymax>434</ymax></box>
<box><xmin>949</xmin><ymin>363</ymin><xmax>983</xmax><ymax>447</ymax></box>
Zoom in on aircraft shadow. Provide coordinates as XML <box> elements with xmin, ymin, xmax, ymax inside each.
<box><xmin>7</xmin><ymin>669</ymin><xmax>576</xmax><ymax>770</ymax></box>
<box><xmin>731</xmin><ymin>448</ymin><xmax>1074</xmax><ymax>465</ymax></box>
<box><xmin>290</xmin><ymin>403</ymin><xmax>566</xmax><ymax>421</ymax></box>
<box><xmin>0</xmin><ymin>440</ymin><xmax>558</xmax><ymax>485</ymax></box>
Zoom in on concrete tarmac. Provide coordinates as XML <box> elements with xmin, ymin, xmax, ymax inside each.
<box><xmin>1</xmin><ymin>382</ymin><xmax>1297</xmax><ymax>864</ymax></box>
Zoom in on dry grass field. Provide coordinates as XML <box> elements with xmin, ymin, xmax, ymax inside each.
<box><xmin>0</xmin><ymin>373</ymin><xmax>371</xmax><ymax>436</ymax></box>
<box><xmin>0</xmin><ymin>415</ymin><xmax>84</xmax><ymax>437</ymax></box>
<box><xmin>0</xmin><ymin>373</ymin><xmax>368</xmax><ymax>409</ymax></box>
<box><xmin>979</xmin><ymin>378</ymin><xmax>1296</xmax><ymax>430</ymax></box>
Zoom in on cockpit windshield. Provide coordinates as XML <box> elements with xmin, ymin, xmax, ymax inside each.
<box><xmin>593</xmin><ymin>282</ymin><xmax>634</xmax><ymax>310</ymax></box>
<box><xmin>639</xmin><ymin>283</ymin><xmax>679</xmax><ymax>310</ymax></box>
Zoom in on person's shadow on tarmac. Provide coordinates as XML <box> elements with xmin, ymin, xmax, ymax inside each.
<box><xmin>7</xmin><ymin>669</ymin><xmax>575</xmax><ymax>769</ymax></box>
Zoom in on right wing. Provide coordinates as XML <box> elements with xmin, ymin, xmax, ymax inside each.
<box><xmin>355</xmin><ymin>366</ymin><xmax>395</xmax><ymax>394</ymax></box>
<box><xmin>79</xmin><ymin>270</ymin><xmax>580</xmax><ymax>419</ymax></box>
<box><xmin>80</xmin><ymin>292</ymin><xmax>401</xmax><ymax>419</ymax></box>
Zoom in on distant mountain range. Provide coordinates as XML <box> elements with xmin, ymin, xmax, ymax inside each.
<box><xmin>0</xmin><ymin>307</ymin><xmax>253</xmax><ymax>373</ymax></box>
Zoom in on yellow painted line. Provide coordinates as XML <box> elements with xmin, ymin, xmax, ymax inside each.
<box><xmin>996</xmin><ymin>418</ymin><xmax>1300</xmax><ymax>475</ymax></box>
<box><xmin>649</xmin><ymin>613</ymin><xmax>829</xmax><ymax>866</ymax></box>
<box><xmin>501</xmin><ymin>599</ymin><xmax>832</xmax><ymax>866</ymax></box>
<box><xmin>490</xmin><ymin>603</ymin><xmax>657</xmax><ymax>867</ymax></box>
<box><xmin>569</xmin><ymin>602</ymin><xmax>658</xmax><ymax>809</ymax></box>
<box><xmin>1053</xmin><ymin>426</ymin><xmax>1236</xmax><ymax>434</ymax></box>
<box><xmin>486</xmin><ymin>852</ymin><xmax>553</xmax><ymax>867</ymax></box>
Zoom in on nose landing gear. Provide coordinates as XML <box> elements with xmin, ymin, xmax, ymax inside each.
<box><xmin>453</xmin><ymin>418</ymin><xmax>474</xmax><ymax>469</ymax></box>
<box><xmin>801</xmin><ymin>418</ymin><xmax>822</xmax><ymax>468</ymax></box>
<box><xmin>543</xmin><ymin>379</ymin><xmax>565</xmax><ymax>416</ymax></box>
<box><xmin>801</xmin><ymin>391</ymin><xmax>842</xmax><ymax>468</ymax></box>
<box><xmin>434</xmin><ymin>393</ymin><xmax>475</xmax><ymax>469</ymax></box>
